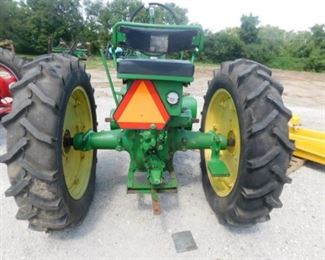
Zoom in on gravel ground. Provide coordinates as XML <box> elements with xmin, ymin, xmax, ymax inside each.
<box><xmin>0</xmin><ymin>68</ymin><xmax>324</xmax><ymax>260</ymax></box>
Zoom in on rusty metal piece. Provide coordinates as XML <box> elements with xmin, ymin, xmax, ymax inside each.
<box><xmin>151</xmin><ymin>190</ymin><xmax>161</xmax><ymax>215</ymax></box>
<box><xmin>287</xmin><ymin>156</ymin><xmax>306</xmax><ymax>174</ymax></box>
<box><xmin>0</xmin><ymin>39</ymin><xmax>15</xmax><ymax>53</ymax></box>
<box><xmin>152</xmin><ymin>199</ymin><xmax>161</xmax><ymax>215</ymax></box>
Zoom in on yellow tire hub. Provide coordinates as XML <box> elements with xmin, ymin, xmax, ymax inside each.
<box><xmin>62</xmin><ymin>87</ymin><xmax>93</xmax><ymax>200</ymax></box>
<box><xmin>204</xmin><ymin>89</ymin><xmax>241</xmax><ymax>197</ymax></box>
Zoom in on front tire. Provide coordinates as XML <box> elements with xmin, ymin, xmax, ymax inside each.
<box><xmin>1</xmin><ymin>54</ymin><xmax>97</xmax><ymax>231</ymax></box>
<box><xmin>201</xmin><ymin>59</ymin><xmax>294</xmax><ymax>225</ymax></box>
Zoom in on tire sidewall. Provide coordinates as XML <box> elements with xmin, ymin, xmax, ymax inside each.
<box><xmin>56</xmin><ymin>68</ymin><xmax>97</xmax><ymax>223</ymax></box>
<box><xmin>201</xmin><ymin>72</ymin><xmax>247</xmax><ymax>213</ymax></box>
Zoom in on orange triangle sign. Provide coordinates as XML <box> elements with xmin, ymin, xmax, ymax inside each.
<box><xmin>113</xmin><ymin>80</ymin><xmax>170</xmax><ymax>130</ymax></box>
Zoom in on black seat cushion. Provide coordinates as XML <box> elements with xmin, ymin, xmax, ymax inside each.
<box><xmin>119</xmin><ymin>26</ymin><xmax>198</xmax><ymax>54</ymax></box>
<box><xmin>117</xmin><ymin>59</ymin><xmax>194</xmax><ymax>78</ymax></box>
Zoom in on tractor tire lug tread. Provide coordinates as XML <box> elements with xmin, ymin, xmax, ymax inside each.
<box><xmin>257</xmin><ymin>70</ymin><xmax>284</xmax><ymax>94</ymax></box>
<box><xmin>266</xmin><ymin>93</ymin><xmax>292</xmax><ymax>118</ymax></box>
<box><xmin>1</xmin><ymin>98</ymin><xmax>33</xmax><ymax>126</ymax></box>
<box><xmin>29</xmin><ymin>192</ymin><xmax>62</xmax><ymax>211</ymax></box>
<box><xmin>254</xmin><ymin>214</ymin><xmax>271</xmax><ymax>223</ymax></box>
<box><xmin>28</xmin><ymin>83</ymin><xmax>57</xmax><ymax>109</ymax></box>
<box><xmin>11</xmin><ymin>68</ymin><xmax>42</xmax><ymax>93</ymax></box>
<box><xmin>271</xmin><ymin>165</ymin><xmax>292</xmax><ymax>184</ymax></box>
<box><xmin>247</xmin><ymin>146</ymin><xmax>281</xmax><ymax>169</ymax></box>
<box><xmin>244</xmin><ymin>80</ymin><xmax>269</xmax><ymax>106</ymax></box>
<box><xmin>265</xmin><ymin>194</ymin><xmax>283</xmax><ymax>208</ymax></box>
<box><xmin>16</xmin><ymin>205</ymin><xmax>38</xmax><ymax>220</ymax></box>
<box><xmin>233</xmin><ymin>205</ymin><xmax>270</xmax><ymax>220</ymax></box>
<box><xmin>249</xmin><ymin>110</ymin><xmax>279</xmax><ymax>136</ymax></box>
<box><xmin>38</xmin><ymin>204</ymin><xmax>68</xmax><ymax>220</ymax></box>
<box><xmin>30</xmin><ymin>215</ymin><xmax>69</xmax><ymax>230</ymax></box>
<box><xmin>22</xmin><ymin>54</ymin><xmax>54</xmax><ymax>71</ymax></box>
<box><xmin>28</xmin><ymin>223</ymin><xmax>48</xmax><ymax>232</ymax></box>
<box><xmin>5</xmin><ymin>175</ymin><xmax>32</xmax><ymax>197</ymax></box>
<box><xmin>273</xmin><ymin>127</ymin><xmax>295</xmax><ymax>152</ymax></box>
<box><xmin>19</xmin><ymin>158</ymin><xmax>57</xmax><ymax>182</ymax></box>
<box><xmin>0</xmin><ymin>137</ymin><xmax>29</xmax><ymax>163</ymax></box>
<box><xmin>237</xmin><ymin>64</ymin><xmax>258</xmax><ymax>85</ymax></box>
<box><xmin>241</xmin><ymin>180</ymin><xmax>278</xmax><ymax>199</ymax></box>
<box><xmin>20</xmin><ymin>118</ymin><xmax>56</xmax><ymax>145</ymax></box>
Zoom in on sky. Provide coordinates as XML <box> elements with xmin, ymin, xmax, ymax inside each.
<box><xmin>142</xmin><ymin>0</ymin><xmax>325</xmax><ymax>32</ymax></box>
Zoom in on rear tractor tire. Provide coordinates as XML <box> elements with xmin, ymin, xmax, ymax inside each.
<box><xmin>200</xmin><ymin>59</ymin><xmax>294</xmax><ymax>226</ymax></box>
<box><xmin>0</xmin><ymin>54</ymin><xmax>97</xmax><ymax>231</ymax></box>
<box><xmin>0</xmin><ymin>48</ymin><xmax>25</xmax><ymax>117</ymax></box>
<box><xmin>0</xmin><ymin>47</ymin><xmax>25</xmax><ymax>79</ymax></box>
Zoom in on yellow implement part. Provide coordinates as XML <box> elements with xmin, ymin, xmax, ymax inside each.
<box><xmin>289</xmin><ymin>115</ymin><xmax>325</xmax><ymax>165</ymax></box>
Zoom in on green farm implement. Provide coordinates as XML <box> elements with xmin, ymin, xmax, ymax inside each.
<box><xmin>1</xmin><ymin>3</ymin><xmax>293</xmax><ymax>231</ymax></box>
<box><xmin>49</xmin><ymin>39</ymin><xmax>89</xmax><ymax>60</ymax></box>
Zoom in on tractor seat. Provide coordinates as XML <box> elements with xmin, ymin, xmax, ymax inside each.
<box><xmin>117</xmin><ymin>59</ymin><xmax>194</xmax><ymax>79</ymax></box>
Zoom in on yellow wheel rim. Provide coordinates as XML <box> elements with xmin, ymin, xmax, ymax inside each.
<box><xmin>204</xmin><ymin>89</ymin><xmax>241</xmax><ymax>197</ymax></box>
<box><xmin>62</xmin><ymin>87</ymin><xmax>93</xmax><ymax>200</ymax></box>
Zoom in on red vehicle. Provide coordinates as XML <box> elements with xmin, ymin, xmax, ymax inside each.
<box><xmin>0</xmin><ymin>48</ymin><xmax>24</xmax><ymax>117</ymax></box>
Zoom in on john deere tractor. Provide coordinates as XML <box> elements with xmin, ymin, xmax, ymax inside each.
<box><xmin>1</xmin><ymin>3</ymin><xmax>293</xmax><ymax>231</ymax></box>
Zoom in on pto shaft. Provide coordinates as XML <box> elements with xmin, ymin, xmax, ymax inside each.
<box><xmin>73</xmin><ymin>130</ymin><xmax>124</xmax><ymax>151</ymax></box>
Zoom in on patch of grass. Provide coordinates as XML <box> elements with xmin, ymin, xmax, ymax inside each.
<box><xmin>86</xmin><ymin>56</ymin><xmax>217</xmax><ymax>70</ymax></box>
<box><xmin>86</xmin><ymin>56</ymin><xmax>116</xmax><ymax>70</ymax></box>
<box><xmin>17</xmin><ymin>53</ymin><xmax>37</xmax><ymax>61</ymax></box>
<box><xmin>195</xmin><ymin>61</ymin><xmax>218</xmax><ymax>69</ymax></box>
<box><xmin>85</xmin><ymin>56</ymin><xmax>102</xmax><ymax>69</ymax></box>
<box><xmin>266</xmin><ymin>56</ymin><xmax>306</xmax><ymax>71</ymax></box>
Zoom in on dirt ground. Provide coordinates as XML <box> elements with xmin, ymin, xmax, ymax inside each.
<box><xmin>0</xmin><ymin>65</ymin><xmax>324</xmax><ymax>260</ymax></box>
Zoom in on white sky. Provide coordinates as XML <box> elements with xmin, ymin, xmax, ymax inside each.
<box><xmin>143</xmin><ymin>0</ymin><xmax>325</xmax><ymax>31</ymax></box>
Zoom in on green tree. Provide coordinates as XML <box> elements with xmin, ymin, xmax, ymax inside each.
<box><xmin>82</xmin><ymin>0</ymin><xmax>109</xmax><ymax>53</ymax></box>
<box><xmin>107</xmin><ymin>0</ymin><xmax>143</xmax><ymax>26</ymax></box>
<box><xmin>23</xmin><ymin>0</ymin><xmax>83</xmax><ymax>53</ymax></box>
<box><xmin>0</xmin><ymin>0</ymin><xmax>31</xmax><ymax>52</ymax></box>
<box><xmin>0</xmin><ymin>0</ymin><xmax>19</xmax><ymax>39</ymax></box>
<box><xmin>258</xmin><ymin>26</ymin><xmax>285</xmax><ymax>57</ymax></box>
<box><xmin>310</xmin><ymin>24</ymin><xmax>325</xmax><ymax>45</ymax></box>
<box><xmin>154</xmin><ymin>3</ymin><xmax>188</xmax><ymax>25</ymax></box>
<box><xmin>239</xmin><ymin>14</ymin><xmax>260</xmax><ymax>44</ymax></box>
<box><xmin>305</xmin><ymin>24</ymin><xmax>325</xmax><ymax>71</ymax></box>
<box><xmin>201</xmin><ymin>29</ymin><xmax>244</xmax><ymax>63</ymax></box>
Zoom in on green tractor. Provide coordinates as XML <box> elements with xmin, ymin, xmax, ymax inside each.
<box><xmin>1</xmin><ymin>3</ymin><xmax>293</xmax><ymax>231</ymax></box>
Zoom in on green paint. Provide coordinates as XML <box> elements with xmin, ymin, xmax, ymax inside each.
<box><xmin>73</xmin><ymin>20</ymin><xmax>230</xmax><ymax>196</ymax></box>
<box><xmin>153</xmin><ymin>80</ymin><xmax>183</xmax><ymax>116</ymax></box>
<box><xmin>52</xmin><ymin>47</ymin><xmax>88</xmax><ymax>60</ymax></box>
<box><xmin>182</xmin><ymin>96</ymin><xmax>197</xmax><ymax>130</ymax></box>
<box><xmin>100</xmin><ymin>49</ymin><xmax>118</xmax><ymax>106</ymax></box>
<box><xmin>117</xmin><ymin>73</ymin><xmax>193</xmax><ymax>83</ymax></box>
<box><xmin>73</xmin><ymin>127</ymin><xmax>229</xmax><ymax>187</ymax></box>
